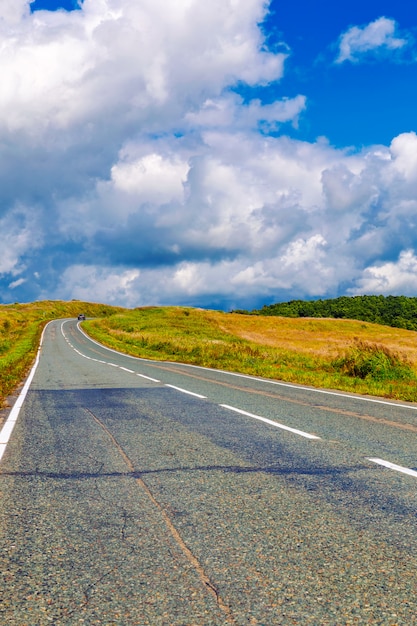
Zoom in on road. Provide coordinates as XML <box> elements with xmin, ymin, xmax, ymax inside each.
<box><xmin>1</xmin><ymin>318</ymin><xmax>416</xmax><ymax>625</ymax></box>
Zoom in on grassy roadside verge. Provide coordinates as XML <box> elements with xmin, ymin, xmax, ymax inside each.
<box><xmin>83</xmin><ymin>306</ymin><xmax>417</xmax><ymax>403</ymax></box>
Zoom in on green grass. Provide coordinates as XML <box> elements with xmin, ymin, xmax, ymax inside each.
<box><xmin>332</xmin><ymin>340</ymin><xmax>416</xmax><ymax>382</ymax></box>
<box><xmin>84</xmin><ymin>307</ymin><xmax>417</xmax><ymax>402</ymax></box>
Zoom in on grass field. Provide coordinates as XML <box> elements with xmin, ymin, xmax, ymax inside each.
<box><xmin>84</xmin><ymin>306</ymin><xmax>417</xmax><ymax>402</ymax></box>
<box><xmin>1</xmin><ymin>302</ymin><xmax>417</xmax><ymax>410</ymax></box>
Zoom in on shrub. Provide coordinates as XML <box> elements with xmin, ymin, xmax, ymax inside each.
<box><xmin>332</xmin><ymin>340</ymin><xmax>416</xmax><ymax>382</ymax></box>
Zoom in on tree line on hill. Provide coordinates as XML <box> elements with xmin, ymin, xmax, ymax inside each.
<box><xmin>232</xmin><ymin>295</ymin><xmax>417</xmax><ymax>331</ymax></box>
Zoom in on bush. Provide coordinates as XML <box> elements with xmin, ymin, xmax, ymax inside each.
<box><xmin>332</xmin><ymin>340</ymin><xmax>416</xmax><ymax>382</ymax></box>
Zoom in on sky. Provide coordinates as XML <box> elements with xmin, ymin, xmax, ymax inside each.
<box><xmin>1</xmin><ymin>0</ymin><xmax>417</xmax><ymax>310</ymax></box>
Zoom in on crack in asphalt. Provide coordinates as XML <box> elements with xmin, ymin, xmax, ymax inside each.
<box><xmin>83</xmin><ymin>406</ymin><xmax>237</xmax><ymax>625</ymax></box>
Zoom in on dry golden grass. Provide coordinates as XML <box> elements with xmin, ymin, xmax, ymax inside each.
<box><xmin>211</xmin><ymin>312</ymin><xmax>417</xmax><ymax>364</ymax></box>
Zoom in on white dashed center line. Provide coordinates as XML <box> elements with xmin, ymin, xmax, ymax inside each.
<box><xmin>368</xmin><ymin>458</ymin><xmax>417</xmax><ymax>478</ymax></box>
<box><xmin>137</xmin><ymin>374</ymin><xmax>161</xmax><ymax>383</ymax></box>
<box><xmin>165</xmin><ymin>384</ymin><xmax>207</xmax><ymax>399</ymax></box>
<box><xmin>220</xmin><ymin>404</ymin><xmax>321</xmax><ymax>440</ymax></box>
<box><xmin>59</xmin><ymin>321</ymin><xmax>417</xmax><ymax>479</ymax></box>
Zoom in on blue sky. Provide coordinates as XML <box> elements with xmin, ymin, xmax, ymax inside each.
<box><xmin>264</xmin><ymin>0</ymin><xmax>417</xmax><ymax>148</ymax></box>
<box><xmin>1</xmin><ymin>0</ymin><xmax>417</xmax><ymax>309</ymax></box>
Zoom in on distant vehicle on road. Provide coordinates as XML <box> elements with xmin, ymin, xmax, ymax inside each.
<box><xmin>77</xmin><ymin>314</ymin><xmax>86</xmax><ymax>321</ymax></box>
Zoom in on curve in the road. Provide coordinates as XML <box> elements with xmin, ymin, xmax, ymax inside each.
<box><xmin>1</xmin><ymin>317</ymin><xmax>417</xmax><ymax>484</ymax></box>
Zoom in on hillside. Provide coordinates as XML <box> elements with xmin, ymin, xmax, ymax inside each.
<box><xmin>240</xmin><ymin>295</ymin><xmax>417</xmax><ymax>331</ymax></box>
<box><xmin>84</xmin><ymin>306</ymin><xmax>417</xmax><ymax>403</ymax></box>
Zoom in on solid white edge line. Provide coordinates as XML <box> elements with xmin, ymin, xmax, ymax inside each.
<box><xmin>368</xmin><ymin>458</ymin><xmax>417</xmax><ymax>478</ymax></box>
<box><xmin>75</xmin><ymin>322</ymin><xmax>417</xmax><ymax>412</ymax></box>
<box><xmin>0</xmin><ymin>321</ymin><xmax>48</xmax><ymax>462</ymax></box>
<box><xmin>220</xmin><ymin>404</ymin><xmax>320</xmax><ymax>440</ymax></box>
<box><xmin>0</xmin><ymin>421</ymin><xmax>17</xmax><ymax>444</ymax></box>
<box><xmin>165</xmin><ymin>384</ymin><xmax>207</xmax><ymax>399</ymax></box>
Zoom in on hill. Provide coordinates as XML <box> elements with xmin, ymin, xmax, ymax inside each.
<box><xmin>240</xmin><ymin>295</ymin><xmax>417</xmax><ymax>331</ymax></box>
<box><xmin>84</xmin><ymin>306</ymin><xmax>417</xmax><ymax>403</ymax></box>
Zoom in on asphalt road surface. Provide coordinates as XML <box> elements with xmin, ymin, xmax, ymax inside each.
<box><xmin>1</xmin><ymin>318</ymin><xmax>417</xmax><ymax>625</ymax></box>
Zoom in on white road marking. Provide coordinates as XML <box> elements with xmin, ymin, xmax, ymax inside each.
<box><xmin>0</xmin><ymin>322</ymin><xmax>48</xmax><ymax>462</ymax></box>
<box><xmin>137</xmin><ymin>374</ymin><xmax>161</xmax><ymax>383</ymax></box>
<box><xmin>165</xmin><ymin>384</ymin><xmax>207</xmax><ymax>399</ymax></box>
<box><xmin>368</xmin><ymin>458</ymin><xmax>417</xmax><ymax>478</ymax></box>
<box><xmin>220</xmin><ymin>404</ymin><xmax>321</xmax><ymax>440</ymax></box>
<box><xmin>0</xmin><ymin>421</ymin><xmax>17</xmax><ymax>444</ymax></box>
<box><xmin>60</xmin><ymin>322</ymin><xmax>162</xmax><ymax>383</ymax></box>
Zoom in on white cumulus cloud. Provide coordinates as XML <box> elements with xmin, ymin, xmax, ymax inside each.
<box><xmin>351</xmin><ymin>250</ymin><xmax>417</xmax><ymax>295</ymax></box>
<box><xmin>1</xmin><ymin>1</ymin><xmax>417</xmax><ymax>309</ymax></box>
<box><xmin>336</xmin><ymin>17</ymin><xmax>409</xmax><ymax>64</ymax></box>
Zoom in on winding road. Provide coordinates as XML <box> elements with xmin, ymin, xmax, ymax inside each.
<box><xmin>1</xmin><ymin>318</ymin><xmax>417</xmax><ymax>624</ymax></box>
